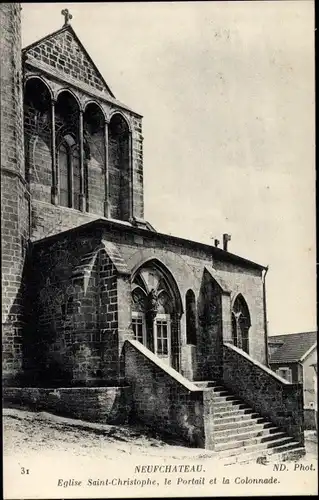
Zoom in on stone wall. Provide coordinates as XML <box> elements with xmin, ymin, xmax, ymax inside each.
<box><xmin>304</xmin><ymin>408</ymin><xmax>316</xmax><ymax>430</ymax></box>
<box><xmin>25</xmin><ymin>27</ymin><xmax>110</xmax><ymax>95</ymax></box>
<box><xmin>3</xmin><ymin>386</ymin><xmax>132</xmax><ymax>424</ymax></box>
<box><xmin>1</xmin><ymin>3</ymin><xmax>30</xmax><ymax>385</ymax></box>
<box><xmin>24</xmin><ymin>99</ymin><xmax>52</xmax><ymax>204</ymax></box>
<box><xmin>202</xmin><ymin>389</ymin><xmax>215</xmax><ymax>450</ymax></box>
<box><xmin>24</xmin><ymin>233</ymin><xmax>102</xmax><ymax>385</ymax></box>
<box><xmin>28</xmin><ymin>221</ymin><xmax>267</xmax><ymax>386</ymax></box>
<box><xmin>25</xmin><ymin>110</ymin><xmax>144</xmax><ymax>239</ymax></box>
<box><xmin>86</xmin><ymin>128</ymin><xmax>105</xmax><ymax>216</ymax></box>
<box><xmin>214</xmin><ymin>260</ymin><xmax>266</xmax><ymax>364</ymax></box>
<box><xmin>131</xmin><ymin>116</ymin><xmax>144</xmax><ymax>219</ymax></box>
<box><xmin>102</xmin><ymin>225</ymin><xmax>266</xmax><ymax>373</ymax></box>
<box><xmin>22</xmin><ymin>24</ymin><xmax>145</xmax><ymax>233</ymax></box>
<box><xmin>30</xmin><ymin>200</ymin><xmax>99</xmax><ymax>241</ymax></box>
<box><xmin>124</xmin><ymin>339</ymin><xmax>205</xmax><ymax>447</ymax></box>
<box><xmin>24</xmin><ymin>231</ymin><xmax>134</xmax><ymax>387</ymax></box>
<box><xmin>302</xmin><ymin>348</ymin><xmax>317</xmax><ymax>408</ymax></box>
<box><xmin>98</xmin><ymin>249</ymin><xmax>121</xmax><ymax>382</ymax></box>
<box><xmin>196</xmin><ymin>269</ymin><xmax>223</xmax><ymax>380</ymax></box>
<box><xmin>223</xmin><ymin>343</ymin><xmax>304</xmax><ymax>444</ymax></box>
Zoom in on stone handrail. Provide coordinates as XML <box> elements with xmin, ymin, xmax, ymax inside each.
<box><xmin>124</xmin><ymin>339</ymin><xmax>205</xmax><ymax>447</ymax></box>
<box><xmin>223</xmin><ymin>343</ymin><xmax>304</xmax><ymax>443</ymax></box>
<box><xmin>125</xmin><ymin>339</ymin><xmax>202</xmax><ymax>391</ymax></box>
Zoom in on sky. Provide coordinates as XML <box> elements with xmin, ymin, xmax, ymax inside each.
<box><xmin>21</xmin><ymin>1</ymin><xmax>316</xmax><ymax>336</ymax></box>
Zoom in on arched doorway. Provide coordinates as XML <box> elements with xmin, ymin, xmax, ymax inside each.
<box><xmin>83</xmin><ymin>102</ymin><xmax>105</xmax><ymax>215</ymax></box>
<box><xmin>232</xmin><ymin>294</ymin><xmax>251</xmax><ymax>354</ymax></box>
<box><xmin>131</xmin><ymin>261</ymin><xmax>182</xmax><ymax>371</ymax></box>
<box><xmin>55</xmin><ymin>90</ymin><xmax>81</xmax><ymax>209</ymax></box>
<box><xmin>108</xmin><ymin>113</ymin><xmax>130</xmax><ymax>221</ymax></box>
<box><xmin>24</xmin><ymin>77</ymin><xmax>52</xmax><ymax>203</ymax></box>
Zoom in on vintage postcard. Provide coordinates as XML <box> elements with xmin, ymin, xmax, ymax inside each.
<box><xmin>1</xmin><ymin>1</ymin><xmax>317</xmax><ymax>498</ymax></box>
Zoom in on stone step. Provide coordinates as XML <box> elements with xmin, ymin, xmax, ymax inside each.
<box><xmin>193</xmin><ymin>380</ymin><xmax>217</xmax><ymax>388</ymax></box>
<box><xmin>214</xmin><ymin>419</ymin><xmax>273</xmax><ymax>433</ymax></box>
<box><xmin>212</xmin><ymin>388</ymin><xmax>233</xmax><ymax>395</ymax></box>
<box><xmin>217</xmin><ymin>436</ymin><xmax>299</xmax><ymax>458</ymax></box>
<box><xmin>213</xmin><ymin>412</ymin><xmax>261</xmax><ymax>424</ymax></box>
<box><xmin>222</xmin><ymin>444</ymin><xmax>305</xmax><ymax>465</ymax></box>
<box><xmin>215</xmin><ymin>432</ymin><xmax>289</xmax><ymax>452</ymax></box>
<box><xmin>214</xmin><ymin>402</ymin><xmax>251</xmax><ymax>413</ymax></box>
<box><xmin>214</xmin><ymin>394</ymin><xmax>243</xmax><ymax>404</ymax></box>
<box><xmin>192</xmin><ymin>379</ymin><xmax>303</xmax><ymax>464</ymax></box>
<box><xmin>214</xmin><ymin>425</ymin><xmax>279</xmax><ymax>443</ymax></box>
<box><xmin>193</xmin><ymin>380</ymin><xmax>230</xmax><ymax>390</ymax></box>
<box><xmin>213</xmin><ymin>394</ymin><xmax>241</xmax><ymax>402</ymax></box>
<box><xmin>214</xmin><ymin>407</ymin><xmax>255</xmax><ymax>418</ymax></box>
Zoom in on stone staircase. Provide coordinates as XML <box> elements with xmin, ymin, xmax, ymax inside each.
<box><xmin>195</xmin><ymin>380</ymin><xmax>305</xmax><ymax>464</ymax></box>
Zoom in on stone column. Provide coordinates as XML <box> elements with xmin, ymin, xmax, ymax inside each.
<box><xmin>78</xmin><ymin>109</ymin><xmax>85</xmax><ymax>211</ymax></box>
<box><xmin>128</xmin><ymin>132</ymin><xmax>133</xmax><ymax>219</ymax></box>
<box><xmin>50</xmin><ymin>98</ymin><xmax>58</xmax><ymax>205</ymax></box>
<box><xmin>103</xmin><ymin>120</ymin><xmax>110</xmax><ymax>218</ymax></box>
<box><xmin>117</xmin><ymin>274</ymin><xmax>134</xmax><ymax>383</ymax></box>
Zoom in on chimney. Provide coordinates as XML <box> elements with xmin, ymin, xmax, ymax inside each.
<box><xmin>223</xmin><ymin>233</ymin><xmax>231</xmax><ymax>251</ymax></box>
<box><xmin>214</xmin><ymin>239</ymin><xmax>220</xmax><ymax>248</ymax></box>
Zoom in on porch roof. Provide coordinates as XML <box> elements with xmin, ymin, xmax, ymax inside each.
<box><xmin>32</xmin><ymin>217</ymin><xmax>267</xmax><ymax>272</ymax></box>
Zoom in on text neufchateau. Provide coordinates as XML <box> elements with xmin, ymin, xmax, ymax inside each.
<box><xmin>135</xmin><ymin>465</ymin><xmax>204</xmax><ymax>473</ymax></box>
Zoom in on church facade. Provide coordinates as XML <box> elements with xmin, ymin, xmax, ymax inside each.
<box><xmin>1</xmin><ymin>5</ymin><xmax>305</xmax><ymax>459</ymax></box>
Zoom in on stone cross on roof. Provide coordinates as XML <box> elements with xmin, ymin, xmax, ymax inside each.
<box><xmin>61</xmin><ymin>8</ymin><xmax>73</xmax><ymax>26</ymax></box>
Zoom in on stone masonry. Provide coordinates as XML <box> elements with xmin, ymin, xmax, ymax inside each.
<box><xmin>22</xmin><ymin>22</ymin><xmax>145</xmax><ymax>235</ymax></box>
<box><xmin>1</xmin><ymin>3</ymin><xmax>30</xmax><ymax>384</ymax></box>
<box><xmin>1</xmin><ymin>5</ymin><xmax>305</xmax><ymax>457</ymax></box>
<box><xmin>25</xmin><ymin>29</ymin><xmax>112</xmax><ymax>95</ymax></box>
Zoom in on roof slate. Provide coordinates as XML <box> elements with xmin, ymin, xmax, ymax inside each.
<box><xmin>32</xmin><ymin>218</ymin><xmax>267</xmax><ymax>271</ymax></box>
<box><xmin>269</xmin><ymin>331</ymin><xmax>317</xmax><ymax>363</ymax></box>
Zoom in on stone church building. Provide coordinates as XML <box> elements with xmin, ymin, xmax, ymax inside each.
<box><xmin>1</xmin><ymin>5</ymin><xmax>305</xmax><ymax>461</ymax></box>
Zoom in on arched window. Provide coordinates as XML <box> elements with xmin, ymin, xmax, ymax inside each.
<box><xmin>108</xmin><ymin>113</ymin><xmax>130</xmax><ymax>220</ymax></box>
<box><xmin>84</xmin><ymin>102</ymin><xmax>105</xmax><ymax>215</ymax></box>
<box><xmin>186</xmin><ymin>289</ymin><xmax>197</xmax><ymax>345</ymax></box>
<box><xmin>232</xmin><ymin>294</ymin><xmax>251</xmax><ymax>354</ymax></box>
<box><xmin>131</xmin><ymin>262</ymin><xmax>182</xmax><ymax>370</ymax></box>
<box><xmin>58</xmin><ymin>134</ymin><xmax>81</xmax><ymax>209</ymax></box>
<box><xmin>24</xmin><ymin>77</ymin><xmax>52</xmax><ymax>197</ymax></box>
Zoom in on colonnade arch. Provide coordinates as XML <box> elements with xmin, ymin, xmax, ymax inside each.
<box><xmin>23</xmin><ymin>76</ymin><xmax>133</xmax><ymax>220</ymax></box>
<box><xmin>231</xmin><ymin>293</ymin><xmax>251</xmax><ymax>354</ymax></box>
<box><xmin>131</xmin><ymin>259</ymin><xmax>183</xmax><ymax>371</ymax></box>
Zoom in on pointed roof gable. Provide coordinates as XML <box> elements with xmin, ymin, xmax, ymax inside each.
<box><xmin>22</xmin><ymin>24</ymin><xmax>115</xmax><ymax>98</ymax></box>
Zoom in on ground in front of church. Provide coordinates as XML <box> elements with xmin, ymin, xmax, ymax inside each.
<box><xmin>3</xmin><ymin>407</ymin><xmax>318</xmax><ymax>464</ymax></box>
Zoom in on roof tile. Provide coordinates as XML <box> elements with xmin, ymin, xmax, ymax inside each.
<box><xmin>269</xmin><ymin>331</ymin><xmax>317</xmax><ymax>363</ymax></box>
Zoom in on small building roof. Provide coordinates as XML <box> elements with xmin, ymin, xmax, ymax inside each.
<box><xmin>269</xmin><ymin>331</ymin><xmax>317</xmax><ymax>364</ymax></box>
<box><xmin>32</xmin><ymin>218</ymin><xmax>267</xmax><ymax>272</ymax></box>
